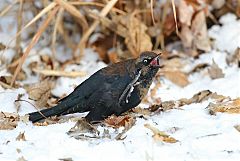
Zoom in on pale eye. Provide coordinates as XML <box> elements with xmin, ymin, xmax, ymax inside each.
<box><xmin>143</xmin><ymin>59</ymin><xmax>148</xmax><ymax>64</ymax></box>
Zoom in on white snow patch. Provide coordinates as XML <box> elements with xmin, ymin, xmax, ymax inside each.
<box><xmin>209</xmin><ymin>13</ymin><xmax>240</xmax><ymax>54</ymax></box>
<box><xmin>0</xmin><ymin>11</ymin><xmax>240</xmax><ymax>161</ymax></box>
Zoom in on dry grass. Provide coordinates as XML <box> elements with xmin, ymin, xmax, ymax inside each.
<box><xmin>0</xmin><ymin>0</ymin><xmax>239</xmax><ymax>86</ymax></box>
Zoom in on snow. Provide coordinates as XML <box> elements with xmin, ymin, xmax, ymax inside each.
<box><xmin>208</xmin><ymin>13</ymin><xmax>240</xmax><ymax>54</ymax></box>
<box><xmin>1</xmin><ymin>12</ymin><xmax>240</xmax><ymax>161</ymax></box>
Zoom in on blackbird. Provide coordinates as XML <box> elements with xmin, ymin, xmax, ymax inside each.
<box><xmin>28</xmin><ymin>51</ymin><xmax>163</xmax><ymax>123</ymax></box>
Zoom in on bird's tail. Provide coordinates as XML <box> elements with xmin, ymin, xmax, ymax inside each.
<box><xmin>28</xmin><ymin>103</ymin><xmax>69</xmax><ymax>123</ymax></box>
<box><xmin>28</xmin><ymin>98</ymin><xmax>89</xmax><ymax>123</ymax></box>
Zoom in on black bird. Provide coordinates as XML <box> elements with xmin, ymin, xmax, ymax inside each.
<box><xmin>28</xmin><ymin>51</ymin><xmax>163</xmax><ymax>123</ymax></box>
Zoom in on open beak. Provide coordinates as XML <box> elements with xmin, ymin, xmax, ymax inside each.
<box><xmin>150</xmin><ymin>55</ymin><xmax>164</xmax><ymax>67</ymax></box>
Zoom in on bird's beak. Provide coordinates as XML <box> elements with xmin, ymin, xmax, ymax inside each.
<box><xmin>150</xmin><ymin>55</ymin><xmax>163</xmax><ymax>67</ymax></box>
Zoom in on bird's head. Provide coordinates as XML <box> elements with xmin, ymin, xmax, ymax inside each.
<box><xmin>135</xmin><ymin>51</ymin><xmax>163</xmax><ymax>77</ymax></box>
<box><xmin>135</xmin><ymin>51</ymin><xmax>163</xmax><ymax>81</ymax></box>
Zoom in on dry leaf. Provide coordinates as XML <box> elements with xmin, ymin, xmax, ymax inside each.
<box><xmin>180</xmin><ymin>25</ymin><xmax>193</xmax><ymax>48</ymax></box>
<box><xmin>125</xmin><ymin>14</ymin><xmax>152</xmax><ymax>57</ymax></box>
<box><xmin>181</xmin><ymin>90</ymin><xmax>213</xmax><ymax>105</ymax></box>
<box><xmin>234</xmin><ymin>125</ymin><xmax>240</xmax><ymax>132</ymax></box>
<box><xmin>26</xmin><ymin>79</ymin><xmax>54</xmax><ymax>108</ymax></box>
<box><xmin>179</xmin><ymin>90</ymin><xmax>228</xmax><ymax>106</ymax></box>
<box><xmin>208</xmin><ymin>98</ymin><xmax>240</xmax><ymax>115</ymax></box>
<box><xmin>115</xmin><ymin>116</ymin><xmax>136</xmax><ymax>140</ymax></box>
<box><xmin>105</xmin><ymin>115</ymin><xmax>135</xmax><ymax>128</ymax></box>
<box><xmin>0</xmin><ymin>112</ymin><xmax>19</xmax><ymax>130</ymax></box>
<box><xmin>144</xmin><ymin>124</ymin><xmax>178</xmax><ymax>143</ymax></box>
<box><xmin>0</xmin><ymin>76</ymin><xmax>12</xmax><ymax>85</ymax></box>
<box><xmin>188</xmin><ymin>63</ymin><xmax>209</xmax><ymax>74</ymax></box>
<box><xmin>178</xmin><ymin>0</ymin><xmax>194</xmax><ymax>26</ymax></box>
<box><xmin>67</xmin><ymin>119</ymin><xmax>99</xmax><ymax>139</ymax></box>
<box><xmin>16</xmin><ymin>132</ymin><xmax>26</xmax><ymax>141</ymax></box>
<box><xmin>226</xmin><ymin>47</ymin><xmax>240</xmax><ymax>66</ymax></box>
<box><xmin>91</xmin><ymin>35</ymin><xmax>114</xmax><ymax>62</ymax></box>
<box><xmin>211</xmin><ymin>0</ymin><xmax>226</xmax><ymax>9</ymax></box>
<box><xmin>163</xmin><ymin>12</ymin><xmax>176</xmax><ymax>36</ymax></box>
<box><xmin>132</xmin><ymin>107</ymin><xmax>151</xmax><ymax>116</ymax></box>
<box><xmin>191</xmin><ymin>10</ymin><xmax>211</xmax><ymax>52</ymax></box>
<box><xmin>208</xmin><ymin>59</ymin><xmax>224</xmax><ymax>79</ymax></box>
<box><xmin>163</xmin><ymin>71</ymin><xmax>189</xmax><ymax>87</ymax></box>
<box><xmin>161</xmin><ymin>100</ymin><xmax>177</xmax><ymax>111</ymax></box>
<box><xmin>150</xmin><ymin>90</ymin><xmax>228</xmax><ymax>112</ymax></box>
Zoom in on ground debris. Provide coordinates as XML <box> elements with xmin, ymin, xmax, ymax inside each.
<box><xmin>0</xmin><ymin>112</ymin><xmax>19</xmax><ymax>130</ymax></box>
<box><xmin>144</xmin><ymin>123</ymin><xmax>178</xmax><ymax>143</ymax></box>
<box><xmin>17</xmin><ymin>156</ymin><xmax>27</xmax><ymax>161</ymax></box>
<box><xmin>234</xmin><ymin>125</ymin><xmax>240</xmax><ymax>132</ymax></box>
<box><xmin>105</xmin><ymin>115</ymin><xmax>135</xmax><ymax>128</ymax></box>
<box><xmin>208</xmin><ymin>59</ymin><xmax>224</xmax><ymax>79</ymax></box>
<box><xmin>59</xmin><ymin>158</ymin><xmax>73</xmax><ymax>161</ymax></box>
<box><xmin>227</xmin><ymin>47</ymin><xmax>240</xmax><ymax>67</ymax></box>
<box><xmin>162</xmin><ymin>70</ymin><xmax>189</xmax><ymax>87</ymax></box>
<box><xmin>208</xmin><ymin>98</ymin><xmax>240</xmax><ymax>115</ymax></box>
<box><xmin>25</xmin><ymin>78</ymin><xmax>54</xmax><ymax>108</ymax></box>
<box><xmin>67</xmin><ymin>119</ymin><xmax>100</xmax><ymax>140</ymax></box>
<box><xmin>16</xmin><ymin>132</ymin><xmax>26</xmax><ymax>141</ymax></box>
<box><xmin>149</xmin><ymin>90</ymin><xmax>229</xmax><ymax>113</ymax></box>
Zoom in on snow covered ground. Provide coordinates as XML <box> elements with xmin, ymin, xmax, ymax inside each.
<box><xmin>0</xmin><ymin>12</ymin><xmax>240</xmax><ymax>161</ymax></box>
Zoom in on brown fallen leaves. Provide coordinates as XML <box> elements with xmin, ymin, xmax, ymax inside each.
<box><xmin>26</xmin><ymin>79</ymin><xmax>54</xmax><ymax>108</ymax></box>
<box><xmin>163</xmin><ymin>71</ymin><xmax>189</xmax><ymax>87</ymax></box>
<box><xmin>125</xmin><ymin>14</ymin><xmax>153</xmax><ymax>57</ymax></box>
<box><xmin>208</xmin><ymin>98</ymin><xmax>240</xmax><ymax>115</ymax></box>
<box><xmin>160</xmin><ymin>55</ymin><xmax>190</xmax><ymax>87</ymax></box>
<box><xmin>178</xmin><ymin>1</ymin><xmax>211</xmax><ymax>53</ymax></box>
<box><xmin>104</xmin><ymin>115</ymin><xmax>135</xmax><ymax>128</ymax></box>
<box><xmin>147</xmin><ymin>90</ymin><xmax>229</xmax><ymax>113</ymax></box>
<box><xmin>208</xmin><ymin>60</ymin><xmax>224</xmax><ymax>79</ymax></box>
<box><xmin>178</xmin><ymin>90</ymin><xmax>228</xmax><ymax>106</ymax></box>
<box><xmin>144</xmin><ymin>123</ymin><xmax>178</xmax><ymax>143</ymax></box>
<box><xmin>67</xmin><ymin>115</ymin><xmax>136</xmax><ymax>140</ymax></box>
<box><xmin>67</xmin><ymin>119</ymin><xmax>99</xmax><ymax>139</ymax></box>
<box><xmin>0</xmin><ymin>112</ymin><xmax>19</xmax><ymax>130</ymax></box>
<box><xmin>16</xmin><ymin>132</ymin><xmax>26</xmax><ymax>141</ymax></box>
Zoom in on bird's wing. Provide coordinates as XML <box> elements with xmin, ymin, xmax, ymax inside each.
<box><xmin>58</xmin><ymin>68</ymin><xmax>121</xmax><ymax>103</ymax></box>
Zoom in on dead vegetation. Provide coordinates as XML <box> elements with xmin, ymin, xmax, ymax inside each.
<box><xmin>0</xmin><ymin>1</ymin><xmax>240</xmax><ymax>141</ymax></box>
<box><xmin>0</xmin><ymin>0</ymin><xmax>240</xmax><ymax>87</ymax></box>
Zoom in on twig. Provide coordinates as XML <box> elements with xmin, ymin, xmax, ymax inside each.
<box><xmin>15</xmin><ymin>99</ymin><xmax>47</xmax><ymax>120</ymax></box>
<box><xmin>69</xmin><ymin>1</ymin><xmax>126</xmax><ymax>15</ymax></box>
<box><xmin>150</xmin><ymin>0</ymin><xmax>156</xmax><ymax>25</ymax></box>
<box><xmin>52</xmin><ymin>7</ymin><xmax>64</xmax><ymax>61</ymax></box>
<box><xmin>0</xmin><ymin>0</ymin><xmax>19</xmax><ymax>17</ymax></box>
<box><xmin>33</xmin><ymin>68</ymin><xmax>86</xmax><ymax>78</ymax></box>
<box><xmin>15</xmin><ymin>0</ymin><xmax>23</xmax><ymax>56</ymax></box>
<box><xmin>171</xmin><ymin>0</ymin><xmax>179</xmax><ymax>35</ymax></box>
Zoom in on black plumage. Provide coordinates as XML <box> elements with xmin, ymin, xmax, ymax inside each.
<box><xmin>28</xmin><ymin>51</ymin><xmax>163</xmax><ymax>123</ymax></box>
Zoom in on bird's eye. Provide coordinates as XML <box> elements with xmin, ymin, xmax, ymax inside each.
<box><xmin>143</xmin><ymin>59</ymin><xmax>149</xmax><ymax>65</ymax></box>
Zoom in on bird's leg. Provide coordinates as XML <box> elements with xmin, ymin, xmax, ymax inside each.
<box><xmin>118</xmin><ymin>70</ymin><xmax>142</xmax><ymax>104</ymax></box>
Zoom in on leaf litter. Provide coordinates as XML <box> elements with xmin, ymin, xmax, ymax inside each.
<box><xmin>0</xmin><ymin>0</ymin><xmax>240</xmax><ymax>160</ymax></box>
